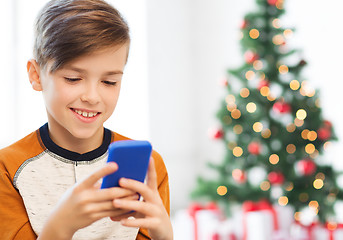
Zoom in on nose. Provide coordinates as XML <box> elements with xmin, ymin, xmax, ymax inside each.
<box><xmin>80</xmin><ymin>82</ymin><xmax>100</xmax><ymax>105</ymax></box>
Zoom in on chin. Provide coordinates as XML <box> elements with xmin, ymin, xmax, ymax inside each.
<box><xmin>69</xmin><ymin>127</ymin><xmax>102</xmax><ymax>140</ymax></box>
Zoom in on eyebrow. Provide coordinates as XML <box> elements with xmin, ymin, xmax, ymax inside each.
<box><xmin>63</xmin><ymin>66</ymin><xmax>123</xmax><ymax>76</ymax></box>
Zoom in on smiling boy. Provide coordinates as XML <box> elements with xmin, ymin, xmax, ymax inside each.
<box><xmin>0</xmin><ymin>0</ymin><xmax>172</xmax><ymax>239</ymax></box>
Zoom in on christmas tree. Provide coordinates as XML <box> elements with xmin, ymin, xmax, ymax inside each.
<box><xmin>192</xmin><ymin>0</ymin><xmax>342</xmax><ymax>223</ymax></box>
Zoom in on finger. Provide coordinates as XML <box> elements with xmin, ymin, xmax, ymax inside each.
<box><xmin>90</xmin><ymin>208</ymin><xmax>133</xmax><ymax>221</ymax></box>
<box><xmin>110</xmin><ymin>211</ymin><xmax>137</xmax><ymax>222</ymax></box>
<box><xmin>119</xmin><ymin>178</ymin><xmax>156</xmax><ymax>203</ymax></box>
<box><xmin>86</xmin><ymin>201</ymin><xmax>118</xmax><ymax>212</ymax></box>
<box><xmin>84</xmin><ymin>199</ymin><xmax>139</xmax><ymax>216</ymax></box>
<box><xmin>90</xmin><ymin>187</ymin><xmax>137</xmax><ymax>202</ymax></box>
<box><xmin>81</xmin><ymin>163</ymin><xmax>118</xmax><ymax>188</ymax></box>
<box><xmin>120</xmin><ymin>217</ymin><xmax>159</xmax><ymax>229</ymax></box>
<box><xmin>146</xmin><ymin>157</ymin><xmax>158</xmax><ymax>190</ymax></box>
<box><xmin>113</xmin><ymin>198</ymin><xmax>159</xmax><ymax>217</ymax></box>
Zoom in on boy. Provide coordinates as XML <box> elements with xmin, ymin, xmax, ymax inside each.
<box><xmin>0</xmin><ymin>0</ymin><xmax>173</xmax><ymax>239</ymax></box>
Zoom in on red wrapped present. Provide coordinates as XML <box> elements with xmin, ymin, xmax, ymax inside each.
<box><xmin>242</xmin><ymin>200</ymin><xmax>279</xmax><ymax>240</ymax></box>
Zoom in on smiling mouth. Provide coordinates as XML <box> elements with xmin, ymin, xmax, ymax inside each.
<box><xmin>72</xmin><ymin>108</ymin><xmax>99</xmax><ymax>118</ymax></box>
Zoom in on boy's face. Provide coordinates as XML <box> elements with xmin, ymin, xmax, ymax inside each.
<box><xmin>31</xmin><ymin>44</ymin><xmax>128</xmax><ymax>145</ymax></box>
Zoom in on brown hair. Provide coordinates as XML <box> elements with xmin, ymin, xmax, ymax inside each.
<box><xmin>33</xmin><ymin>0</ymin><xmax>130</xmax><ymax>72</ymax></box>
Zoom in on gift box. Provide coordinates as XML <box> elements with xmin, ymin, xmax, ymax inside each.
<box><xmin>312</xmin><ymin>223</ymin><xmax>343</xmax><ymax>240</ymax></box>
<box><xmin>289</xmin><ymin>221</ymin><xmax>343</xmax><ymax>240</ymax></box>
<box><xmin>242</xmin><ymin>200</ymin><xmax>293</xmax><ymax>240</ymax></box>
<box><xmin>172</xmin><ymin>202</ymin><xmax>238</xmax><ymax>240</ymax></box>
<box><xmin>290</xmin><ymin>221</ymin><xmax>318</xmax><ymax>240</ymax></box>
<box><xmin>212</xmin><ymin>218</ymin><xmax>239</xmax><ymax>240</ymax></box>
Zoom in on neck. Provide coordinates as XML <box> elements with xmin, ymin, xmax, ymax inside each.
<box><xmin>47</xmin><ymin>122</ymin><xmax>104</xmax><ymax>154</ymax></box>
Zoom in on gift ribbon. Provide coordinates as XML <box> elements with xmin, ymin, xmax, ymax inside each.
<box><xmin>242</xmin><ymin>199</ymin><xmax>279</xmax><ymax>240</ymax></box>
<box><xmin>188</xmin><ymin>202</ymin><xmax>220</xmax><ymax>240</ymax></box>
<box><xmin>294</xmin><ymin>221</ymin><xmax>318</xmax><ymax>240</ymax></box>
<box><xmin>326</xmin><ymin>222</ymin><xmax>343</xmax><ymax>240</ymax></box>
<box><xmin>211</xmin><ymin>232</ymin><xmax>236</xmax><ymax>240</ymax></box>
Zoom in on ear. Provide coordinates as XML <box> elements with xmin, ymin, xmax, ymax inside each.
<box><xmin>27</xmin><ymin>59</ymin><xmax>43</xmax><ymax>91</ymax></box>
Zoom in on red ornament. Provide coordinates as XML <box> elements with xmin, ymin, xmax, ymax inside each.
<box><xmin>232</xmin><ymin>169</ymin><xmax>247</xmax><ymax>183</ymax></box>
<box><xmin>240</xmin><ymin>20</ymin><xmax>248</xmax><ymax>29</ymax></box>
<box><xmin>318</xmin><ymin>127</ymin><xmax>331</xmax><ymax>141</ymax></box>
<box><xmin>273</xmin><ymin>101</ymin><xmax>291</xmax><ymax>114</ymax></box>
<box><xmin>268</xmin><ymin>171</ymin><xmax>285</xmax><ymax>185</ymax></box>
<box><xmin>209</xmin><ymin>128</ymin><xmax>224</xmax><ymax>140</ymax></box>
<box><xmin>244</xmin><ymin>51</ymin><xmax>259</xmax><ymax>64</ymax></box>
<box><xmin>229</xmin><ymin>234</ymin><xmax>237</xmax><ymax>240</ymax></box>
<box><xmin>211</xmin><ymin>233</ymin><xmax>220</xmax><ymax>240</ymax></box>
<box><xmin>248</xmin><ymin>142</ymin><xmax>261</xmax><ymax>155</ymax></box>
<box><xmin>220</xmin><ymin>78</ymin><xmax>229</xmax><ymax>87</ymax></box>
<box><xmin>299</xmin><ymin>59</ymin><xmax>307</xmax><ymax>66</ymax></box>
<box><xmin>267</xmin><ymin>0</ymin><xmax>278</xmax><ymax>5</ymax></box>
<box><xmin>297</xmin><ymin>159</ymin><xmax>317</xmax><ymax>176</ymax></box>
<box><xmin>323</xmin><ymin>120</ymin><xmax>333</xmax><ymax>129</ymax></box>
<box><xmin>258</xmin><ymin>80</ymin><xmax>270</xmax><ymax>90</ymax></box>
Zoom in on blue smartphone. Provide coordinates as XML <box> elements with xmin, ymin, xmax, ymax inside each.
<box><xmin>101</xmin><ymin>140</ymin><xmax>152</xmax><ymax>189</ymax></box>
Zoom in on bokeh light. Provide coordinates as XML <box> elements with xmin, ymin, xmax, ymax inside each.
<box><xmin>313</xmin><ymin>179</ymin><xmax>324</xmax><ymax>189</ymax></box>
<box><xmin>261</xmin><ymin>129</ymin><xmax>271</xmax><ymax>138</ymax></box>
<box><xmin>249</xmin><ymin>29</ymin><xmax>260</xmax><ymax>39</ymax></box>
<box><xmin>240</xmin><ymin>88</ymin><xmax>250</xmax><ymax>98</ymax></box>
<box><xmin>283</xmin><ymin>29</ymin><xmax>293</xmax><ymax>38</ymax></box>
<box><xmin>233</xmin><ymin>146</ymin><xmax>243</xmax><ymax>157</ymax></box>
<box><xmin>269</xmin><ymin>154</ymin><xmax>280</xmax><ymax>165</ymax></box>
<box><xmin>307</xmin><ymin>131</ymin><xmax>317</xmax><ymax>141</ymax></box>
<box><xmin>294</xmin><ymin>118</ymin><xmax>304</xmax><ymax>127</ymax></box>
<box><xmin>286</xmin><ymin>123</ymin><xmax>296</xmax><ymax>133</ymax></box>
<box><xmin>279</xmin><ymin>64</ymin><xmax>289</xmax><ymax>74</ymax></box>
<box><xmin>260</xmin><ymin>181</ymin><xmax>271</xmax><ymax>191</ymax></box>
<box><xmin>246</xmin><ymin>102</ymin><xmax>257</xmax><ymax>113</ymax></box>
<box><xmin>245</xmin><ymin>70</ymin><xmax>255</xmax><ymax>80</ymax></box>
<box><xmin>233</xmin><ymin>124</ymin><xmax>243</xmax><ymax>134</ymax></box>
<box><xmin>272</xmin><ymin>18</ymin><xmax>281</xmax><ymax>29</ymax></box>
<box><xmin>286</xmin><ymin>144</ymin><xmax>296</xmax><ymax>154</ymax></box>
<box><xmin>305</xmin><ymin>144</ymin><xmax>316</xmax><ymax>154</ymax></box>
<box><xmin>290</xmin><ymin>80</ymin><xmax>300</xmax><ymax>90</ymax></box>
<box><xmin>253</xmin><ymin>60</ymin><xmax>263</xmax><ymax>70</ymax></box>
<box><xmin>260</xmin><ymin>86</ymin><xmax>270</xmax><ymax>97</ymax></box>
<box><xmin>231</xmin><ymin>109</ymin><xmax>241</xmax><ymax>119</ymax></box>
<box><xmin>217</xmin><ymin>186</ymin><xmax>228</xmax><ymax>196</ymax></box>
<box><xmin>301</xmin><ymin>129</ymin><xmax>309</xmax><ymax>139</ymax></box>
<box><xmin>278</xmin><ymin>196</ymin><xmax>288</xmax><ymax>206</ymax></box>
<box><xmin>253</xmin><ymin>122</ymin><xmax>263</xmax><ymax>132</ymax></box>
<box><xmin>273</xmin><ymin>35</ymin><xmax>284</xmax><ymax>45</ymax></box>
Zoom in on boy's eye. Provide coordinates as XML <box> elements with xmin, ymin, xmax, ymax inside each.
<box><xmin>64</xmin><ymin>77</ymin><xmax>81</xmax><ymax>82</ymax></box>
<box><xmin>103</xmin><ymin>80</ymin><xmax>117</xmax><ymax>86</ymax></box>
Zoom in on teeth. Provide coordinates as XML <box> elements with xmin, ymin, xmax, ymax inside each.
<box><xmin>73</xmin><ymin>109</ymin><xmax>98</xmax><ymax>118</ymax></box>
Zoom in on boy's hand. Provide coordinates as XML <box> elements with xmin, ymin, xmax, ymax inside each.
<box><xmin>112</xmin><ymin>158</ymin><xmax>173</xmax><ymax>240</ymax></box>
<box><xmin>38</xmin><ymin>163</ymin><xmax>138</xmax><ymax>240</ymax></box>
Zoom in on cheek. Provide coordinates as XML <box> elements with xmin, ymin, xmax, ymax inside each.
<box><xmin>43</xmin><ymin>84</ymin><xmax>76</xmax><ymax>108</ymax></box>
<box><xmin>104</xmin><ymin>88</ymin><xmax>121</xmax><ymax>108</ymax></box>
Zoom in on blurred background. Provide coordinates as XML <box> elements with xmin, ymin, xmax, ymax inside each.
<box><xmin>1</xmin><ymin>0</ymin><xmax>343</xmax><ymax>230</ymax></box>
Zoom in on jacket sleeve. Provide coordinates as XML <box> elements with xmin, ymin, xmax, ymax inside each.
<box><xmin>0</xmin><ymin>156</ymin><xmax>37</xmax><ymax>240</ymax></box>
<box><xmin>136</xmin><ymin>150</ymin><xmax>171</xmax><ymax>240</ymax></box>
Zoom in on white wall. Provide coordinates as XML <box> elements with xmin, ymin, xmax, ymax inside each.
<box><xmin>146</xmin><ymin>0</ymin><xmax>343</xmax><ymax>213</ymax></box>
<box><xmin>146</xmin><ymin>0</ymin><xmax>255</xmax><ymax>212</ymax></box>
